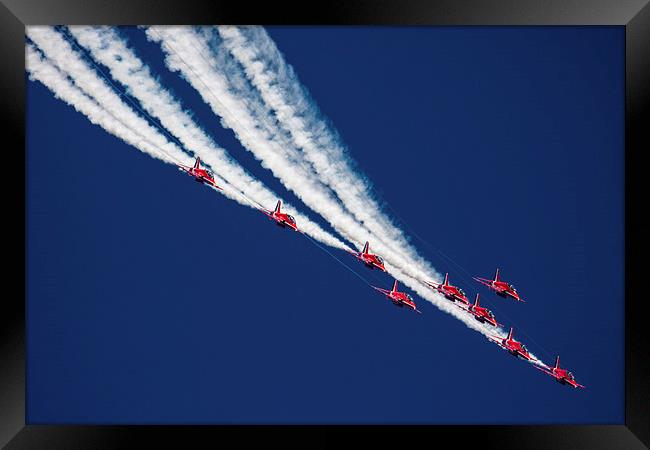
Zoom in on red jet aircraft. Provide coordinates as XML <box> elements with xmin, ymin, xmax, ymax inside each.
<box><xmin>347</xmin><ymin>241</ymin><xmax>386</xmax><ymax>272</ymax></box>
<box><xmin>465</xmin><ymin>293</ymin><xmax>499</xmax><ymax>327</ymax></box>
<box><xmin>425</xmin><ymin>273</ymin><xmax>469</xmax><ymax>305</ymax></box>
<box><xmin>260</xmin><ymin>200</ymin><xmax>298</xmax><ymax>232</ymax></box>
<box><xmin>534</xmin><ymin>356</ymin><xmax>585</xmax><ymax>389</ymax></box>
<box><xmin>474</xmin><ymin>268</ymin><xmax>523</xmax><ymax>302</ymax></box>
<box><xmin>177</xmin><ymin>157</ymin><xmax>222</xmax><ymax>190</ymax></box>
<box><xmin>488</xmin><ymin>327</ymin><xmax>535</xmax><ymax>361</ymax></box>
<box><xmin>372</xmin><ymin>280</ymin><xmax>421</xmax><ymax>313</ymax></box>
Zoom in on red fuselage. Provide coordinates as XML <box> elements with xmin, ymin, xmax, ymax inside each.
<box><xmin>468</xmin><ymin>304</ymin><xmax>498</xmax><ymax>327</ymax></box>
<box><xmin>349</xmin><ymin>242</ymin><xmax>386</xmax><ymax>271</ymax></box>
<box><xmin>474</xmin><ymin>276</ymin><xmax>522</xmax><ymax>302</ymax></box>
<box><xmin>437</xmin><ymin>284</ymin><xmax>469</xmax><ymax>305</ymax></box>
<box><xmin>550</xmin><ymin>368</ymin><xmax>580</xmax><ymax>387</ymax></box>
<box><xmin>489</xmin><ymin>328</ymin><xmax>533</xmax><ymax>361</ymax></box>
<box><xmin>501</xmin><ymin>338</ymin><xmax>532</xmax><ymax>360</ymax></box>
<box><xmin>372</xmin><ymin>282</ymin><xmax>420</xmax><ymax>313</ymax></box>
<box><xmin>261</xmin><ymin>201</ymin><xmax>298</xmax><ymax>232</ymax></box>
<box><xmin>491</xmin><ymin>281</ymin><xmax>520</xmax><ymax>301</ymax></box>
<box><xmin>534</xmin><ymin>357</ymin><xmax>585</xmax><ymax>388</ymax></box>
<box><xmin>356</xmin><ymin>252</ymin><xmax>386</xmax><ymax>271</ymax></box>
<box><xmin>387</xmin><ymin>291</ymin><xmax>417</xmax><ymax>310</ymax></box>
<box><xmin>190</xmin><ymin>167</ymin><xmax>213</xmax><ymax>183</ymax></box>
<box><xmin>426</xmin><ymin>274</ymin><xmax>469</xmax><ymax>305</ymax></box>
<box><xmin>269</xmin><ymin>211</ymin><xmax>298</xmax><ymax>231</ymax></box>
<box><xmin>179</xmin><ymin>162</ymin><xmax>221</xmax><ymax>189</ymax></box>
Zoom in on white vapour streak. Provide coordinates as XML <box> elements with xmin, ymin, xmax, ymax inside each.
<box><xmin>204</xmin><ymin>27</ymin><xmax>441</xmax><ymax>279</ymax></box>
<box><xmin>207</xmin><ymin>26</ymin><xmax>438</xmax><ymax>278</ymax></box>
<box><xmin>146</xmin><ymin>27</ymin><xmax>428</xmax><ymax>275</ymax></box>
<box><xmin>26</xmin><ymin>43</ymin><xmax>192</xmax><ymax>168</ymax></box>
<box><xmin>146</xmin><ymin>26</ymin><xmax>507</xmax><ymax>339</ymax></box>
<box><xmin>216</xmin><ymin>26</ymin><xmax>434</xmax><ymax>263</ymax></box>
<box><xmin>65</xmin><ymin>26</ymin><xmax>347</xmax><ymax>251</ymax></box>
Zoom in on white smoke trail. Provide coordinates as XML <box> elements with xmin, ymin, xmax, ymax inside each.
<box><xmin>216</xmin><ymin>26</ymin><xmax>416</xmax><ymax>253</ymax></box>
<box><xmin>145</xmin><ymin>28</ymin><xmax>434</xmax><ymax>275</ymax></box>
<box><xmin>66</xmin><ymin>26</ymin><xmax>348</xmax><ymax>250</ymax></box>
<box><xmin>146</xmin><ymin>26</ymin><xmax>508</xmax><ymax>339</ymax></box>
<box><xmin>146</xmin><ymin>27</ymin><xmax>429</xmax><ymax>275</ymax></box>
<box><xmin>27</xmin><ymin>27</ymin><xmax>192</xmax><ymax>168</ymax></box>
<box><xmin>27</xmin><ymin>26</ymin><xmax>348</xmax><ymax>251</ymax></box>
<box><xmin>205</xmin><ymin>26</ymin><xmax>439</xmax><ymax>280</ymax></box>
<box><xmin>26</xmin><ymin>43</ymin><xmax>193</xmax><ymax>169</ymax></box>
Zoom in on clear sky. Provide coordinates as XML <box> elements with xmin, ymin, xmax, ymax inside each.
<box><xmin>27</xmin><ymin>26</ymin><xmax>624</xmax><ymax>424</ymax></box>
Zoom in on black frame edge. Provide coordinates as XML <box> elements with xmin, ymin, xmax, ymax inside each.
<box><xmin>625</xmin><ymin>0</ymin><xmax>650</xmax><ymax>447</ymax></box>
<box><xmin>0</xmin><ymin>0</ymin><xmax>25</xmax><ymax>448</ymax></box>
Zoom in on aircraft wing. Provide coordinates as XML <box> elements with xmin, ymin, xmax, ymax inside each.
<box><xmin>508</xmin><ymin>292</ymin><xmax>525</xmax><ymax>302</ymax></box>
<box><xmin>453</xmin><ymin>302</ymin><xmax>470</xmax><ymax>312</ymax></box>
<box><xmin>533</xmin><ymin>365</ymin><xmax>555</xmax><ymax>377</ymax></box>
<box><xmin>425</xmin><ymin>280</ymin><xmax>441</xmax><ymax>289</ymax></box>
<box><xmin>473</xmin><ymin>277</ymin><xmax>493</xmax><ymax>288</ymax></box>
<box><xmin>285</xmin><ymin>221</ymin><xmax>299</xmax><ymax>231</ymax></box>
<box><xmin>206</xmin><ymin>181</ymin><xmax>224</xmax><ymax>191</ymax></box>
<box><xmin>486</xmin><ymin>334</ymin><xmax>504</xmax><ymax>345</ymax></box>
<box><xmin>372</xmin><ymin>286</ymin><xmax>390</xmax><ymax>295</ymax></box>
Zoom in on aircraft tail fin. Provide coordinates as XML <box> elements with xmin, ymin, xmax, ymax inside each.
<box><xmin>443</xmin><ymin>273</ymin><xmax>449</xmax><ymax>286</ymax></box>
<box><xmin>362</xmin><ymin>241</ymin><xmax>369</xmax><ymax>255</ymax></box>
<box><xmin>494</xmin><ymin>268</ymin><xmax>501</xmax><ymax>282</ymax></box>
<box><xmin>392</xmin><ymin>279</ymin><xmax>399</xmax><ymax>293</ymax></box>
<box><xmin>555</xmin><ymin>355</ymin><xmax>561</xmax><ymax>370</ymax></box>
<box><xmin>474</xmin><ymin>293</ymin><xmax>480</xmax><ymax>307</ymax></box>
<box><xmin>193</xmin><ymin>157</ymin><xmax>201</xmax><ymax>169</ymax></box>
<box><xmin>274</xmin><ymin>200</ymin><xmax>282</xmax><ymax>214</ymax></box>
<box><xmin>507</xmin><ymin>327</ymin><xmax>513</xmax><ymax>341</ymax></box>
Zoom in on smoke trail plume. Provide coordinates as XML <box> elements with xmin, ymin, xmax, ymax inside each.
<box><xmin>26</xmin><ymin>43</ymin><xmax>192</xmax><ymax>168</ymax></box>
<box><xmin>27</xmin><ymin>26</ymin><xmax>348</xmax><ymax>251</ymax></box>
<box><xmin>66</xmin><ymin>25</ymin><xmax>348</xmax><ymax>250</ymax></box>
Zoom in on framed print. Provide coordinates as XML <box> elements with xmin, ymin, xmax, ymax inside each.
<box><xmin>1</xmin><ymin>0</ymin><xmax>648</xmax><ymax>448</ymax></box>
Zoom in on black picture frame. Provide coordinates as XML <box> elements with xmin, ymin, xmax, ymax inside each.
<box><xmin>1</xmin><ymin>1</ymin><xmax>647</xmax><ymax>448</ymax></box>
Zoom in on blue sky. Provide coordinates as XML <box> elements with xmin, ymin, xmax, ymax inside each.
<box><xmin>27</xmin><ymin>26</ymin><xmax>624</xmax><ymax>423</ymax></box>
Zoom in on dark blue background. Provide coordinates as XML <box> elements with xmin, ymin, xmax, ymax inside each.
<box><xmin>27</xmin><ymin>26</ymin><xmax>623</xmax><ymax>423</ymax></box>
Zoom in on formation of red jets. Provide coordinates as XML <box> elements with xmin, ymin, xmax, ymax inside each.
<box><xmin>178</xmin><ymin>157</ymin><xmax>585</xmax><ymax>389</ymax></box>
